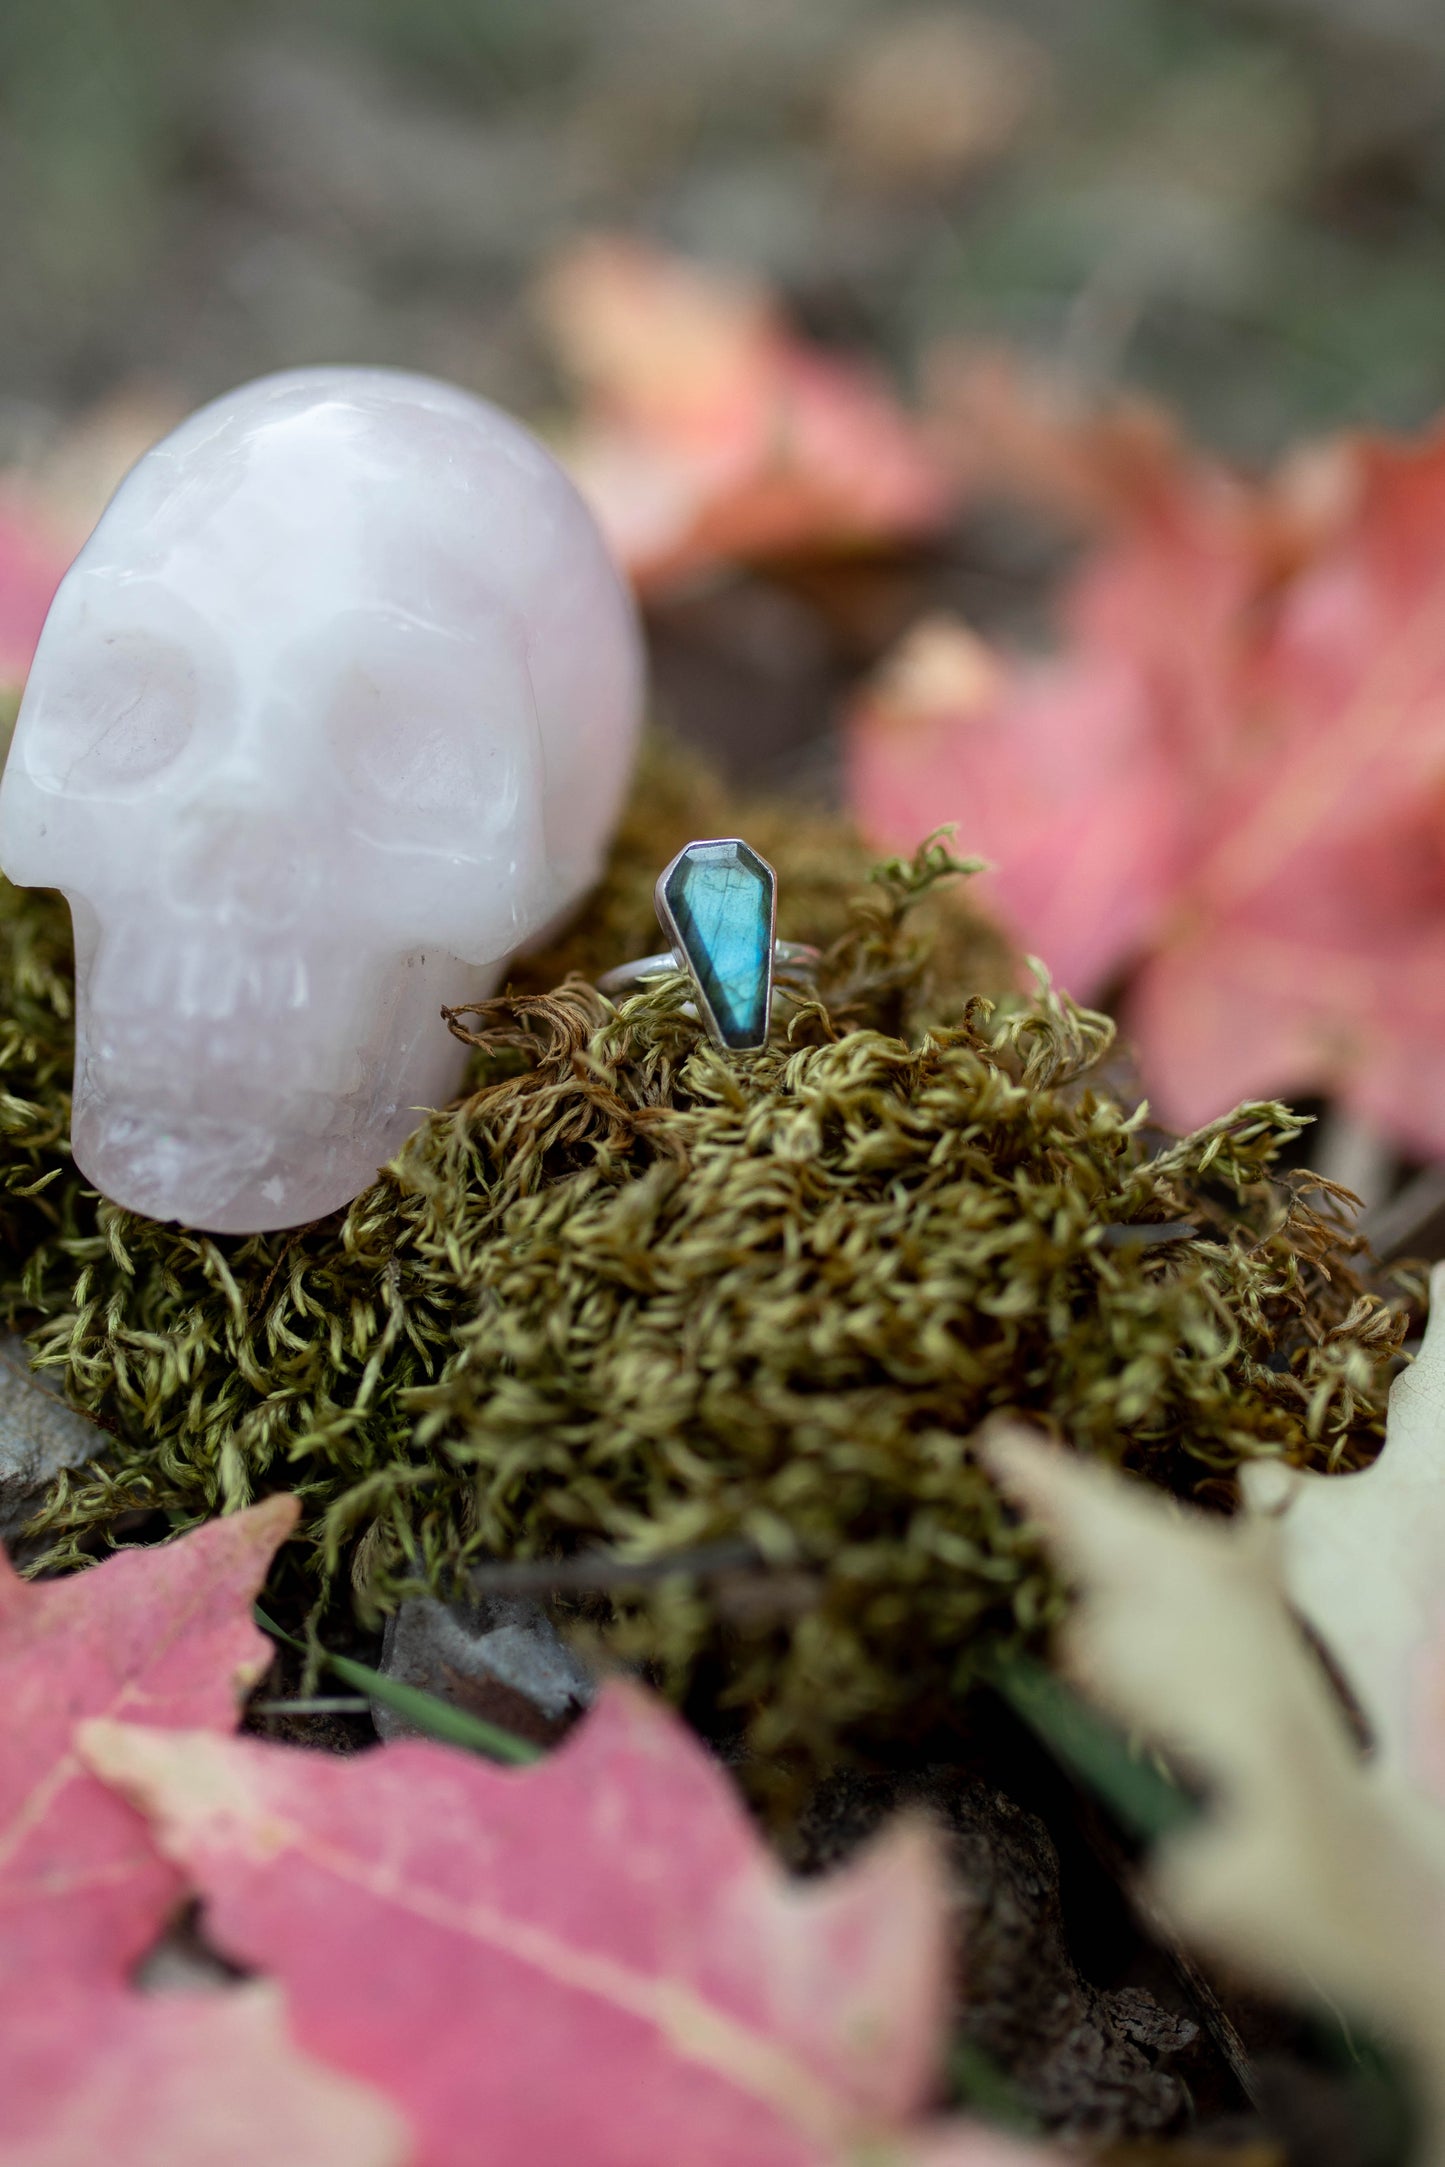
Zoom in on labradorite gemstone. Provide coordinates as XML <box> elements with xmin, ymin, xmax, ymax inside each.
<box><xmin>663</xmin><ymin>840</ymin><xmax>774</xmax><ymax>1049</ymax></box>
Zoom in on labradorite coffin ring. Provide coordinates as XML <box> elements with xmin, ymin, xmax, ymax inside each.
<box><xmin>597</xmin><ymin>838</ymin><xmax>820</xmax><ymax>1053</ymax></box>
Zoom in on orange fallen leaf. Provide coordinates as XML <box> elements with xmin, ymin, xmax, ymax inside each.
<box><xmin>538</xmin><ymin>236</ymin><xmax>952</xmax><ymax>593</ymax></box>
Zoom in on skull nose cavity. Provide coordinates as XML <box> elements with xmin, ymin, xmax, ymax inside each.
<box><xmin>161</xmin><ymin>805</ymin><xmax>320</xmax><ymax>928</ymax></box>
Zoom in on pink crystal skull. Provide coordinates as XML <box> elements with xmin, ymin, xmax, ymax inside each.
<box><xmin>0</xmin><ymin>368</ymin><xmax>643</xmax><ymax>1233</ymax></box>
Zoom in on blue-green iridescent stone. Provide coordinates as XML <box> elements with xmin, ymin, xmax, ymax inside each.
<box><xmin>663</xmin><ymin>840</ymin><xmax>774</xmax><ymax>1050</ymax></box>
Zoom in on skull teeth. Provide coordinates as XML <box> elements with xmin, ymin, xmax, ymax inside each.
<box><xmin>93</xmin><ymin>930</ymin><xmax>316</xmax><ymax>1025</ymax></box>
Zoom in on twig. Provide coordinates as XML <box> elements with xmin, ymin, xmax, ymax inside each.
<box><xmin>253</xmin><ymin>1696</ymin><xmax>371</xmax><ymax>1716</ymax></box>
<box><xmin>465</xmin><ymin>1539</ymin><xmax>761</xmax><ymax>1596</ymax></box>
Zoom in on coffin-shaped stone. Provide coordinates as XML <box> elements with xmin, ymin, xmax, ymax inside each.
<box><xmin>660</xmin><ymin>839</ymin><xmax>775</xmax><ymax>1050</ymax></box>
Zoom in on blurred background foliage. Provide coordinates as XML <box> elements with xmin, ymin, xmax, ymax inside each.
<box><xmin>4</xmin><ymin>0</ymin><xmax>1445</xmax><ymax>458</ymax></box>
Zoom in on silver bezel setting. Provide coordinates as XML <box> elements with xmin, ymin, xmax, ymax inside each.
<box><xmin>654</xmin><ymin>836</ymin><xmax>779</xmax><ymax>1054</ymax></box>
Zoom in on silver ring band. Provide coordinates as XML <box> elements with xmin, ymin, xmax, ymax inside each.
<box><xmin>597</xmin><ymin>940</ymin><xmax>820</xmax><ymax>997</ymax></box>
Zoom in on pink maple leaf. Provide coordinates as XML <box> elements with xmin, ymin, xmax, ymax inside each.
<box><xmin>847</xmin><ymin>383</ymin><xmax>1445</xmax><ymax>1153</ymax></box>
<box><xmin>84</xmin><ymin>1680</ymin><xmax>1061</xmax><ymax>2167</ymax></box>
<box><xmin>0</xmin><ymin>1495</ymin><xmax>296</xmax><ymax>1992</ymax></box>
<box><xmin>0</xmin><ymin>488</ymin><xmax>72</xmax><ymax>693</ymax></box>
<box><xmin>5</xmin><ymin>1982</ymin><xmax>406</xmax><ymax>2167</ymax></box>
<box><xmin>538</xmin><ymin>236</ymin><xmax>952</xmax><ymax>593</ymax></box>
<box><xmin>0</xmin><ymin>1497</ymin><xmax>404</xmax><ymax>2166</ymax></box>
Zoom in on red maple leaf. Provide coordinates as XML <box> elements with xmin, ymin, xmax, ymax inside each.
<box><xmin>0</xmin><ymin>1498</ymin><xmax>404</xmax><ymax>2165</ymax></box>
<box><xmin>84</xmin><ymin>1682</ymin><xmax>1060</xmax><ymax>2167</ymax></box>
<box><xmin>0</xmin><ymin>1496</ymin><xmax>296</xmax><ymax>1993</ymax></box>
<box><xmin>847</xmin><ymin>377</ymin><xmax>1445</xmax><ymax>1152</ymax></box>
<box><xmin>6</xmin><ymin>1981</ymin><xmax>405</xmax><ymax>2167</ymax></box>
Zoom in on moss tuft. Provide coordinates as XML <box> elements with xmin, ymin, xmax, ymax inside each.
<box><xmin>0</xmin><ymin>736</ymin><xmax>1413</xmax><ymax>1777</ymax></box>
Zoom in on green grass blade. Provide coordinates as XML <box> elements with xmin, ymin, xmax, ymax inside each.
<box><xmin>980</xmin><ymin>1647</ymin><xmax>1195</xmax><ymax>1841</ymax></box>
<box><xmin>253</xmin><ymin>1604</ymin><xmax>543</xmax><ymax>1766</ymax></box>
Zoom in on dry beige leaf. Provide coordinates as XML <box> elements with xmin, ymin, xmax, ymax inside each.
<box><xmin>983</xmin><ymin>1424</ymin><xmax>1445</xmax><ymax>2160</ymax></box>
<box><xmin>1241</xmin><ymin>1259</ymin><xmax>1445</xmax><ymax>1770</ymax></box>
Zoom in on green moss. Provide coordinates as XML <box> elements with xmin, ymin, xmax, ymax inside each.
<box><xmin>0</xmin><ymin>739</ymin><xmax>1412</xmax><ymax>1778</ymax></box>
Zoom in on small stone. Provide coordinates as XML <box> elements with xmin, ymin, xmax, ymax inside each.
<box><xmin>0</xmin><ymin>1334</ymin><xmax>106</xmax><ymax>1550</ymax></box>
<box><xmin>374</xmin><ymin>1592</ymin><xmax>594</xmax><ymax>1748</ymax></box>
<box><xmin>662</xmin><ymin>837</ymin><xmax>775</xmax><ymax>1050</ymax></box>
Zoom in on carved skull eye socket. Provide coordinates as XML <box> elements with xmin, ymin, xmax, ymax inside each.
<box><xmin>27</xmin><ymin>630</ymin><xmax>197</xmax><ymax>797</ymax></box>
<box><xmin>327</xmin><ymin>624</ymin><xmax>539</xmax><ymax>857</ymax></box>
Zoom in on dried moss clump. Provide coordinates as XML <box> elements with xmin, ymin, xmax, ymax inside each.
<box><xmin>0</xmin><ymin>742</ymin><xmax>1411</xmax><ymax>1775</ymax></box>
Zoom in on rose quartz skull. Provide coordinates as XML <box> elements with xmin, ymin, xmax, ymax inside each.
<box><xmin>0</xmin><ymin>368</ymin><xmax>643</xmax><ymax>1233</ymax></box>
